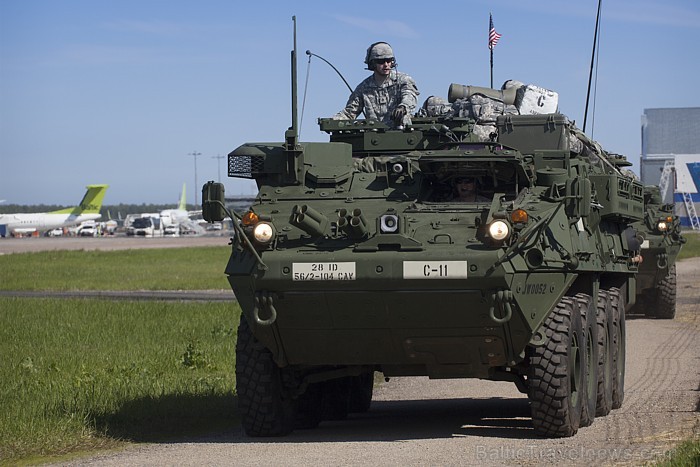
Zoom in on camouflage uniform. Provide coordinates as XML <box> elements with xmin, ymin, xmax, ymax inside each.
<box><xmin>334</xmin><ymin>70</ymin><xmax>419</xmax><ymax>127</ymax></box>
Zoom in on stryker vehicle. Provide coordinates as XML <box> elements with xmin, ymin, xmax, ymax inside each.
<box><xmin>202</xmin><ymin>40</ymin><xmax>642</xmax><ymax>439</ymax></box>
<box><xmin>629</xmin><ymin>185</ymin><xmax>685</xmax><ymax>318</ymax></box>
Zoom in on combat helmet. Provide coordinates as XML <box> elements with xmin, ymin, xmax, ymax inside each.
<box><xmin>364</xmin><ymin>42</ymin><xmax>395</xmax><ymax>69</ymax></box>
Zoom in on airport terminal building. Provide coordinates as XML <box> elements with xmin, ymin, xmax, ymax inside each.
<box><xmin>640</xmin><ymin>107</ymin><xmax>700</xmax><ymax>229</ymax></box>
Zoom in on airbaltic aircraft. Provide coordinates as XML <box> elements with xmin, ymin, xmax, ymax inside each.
<box><xmin>0</xmin><ymin>184</ymin><xmax>109</xmax><ymax>237</ymax></box>
<box><xmin>159</xmin><ymin>183</ymin><xmax>190</xmax><ymax>228</ymax></box>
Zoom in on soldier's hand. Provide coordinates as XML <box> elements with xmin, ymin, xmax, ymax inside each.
<box><xmin>392</xmin><ymin>105</ymin><xmax>407</xmax><ymax>122</ymax></box>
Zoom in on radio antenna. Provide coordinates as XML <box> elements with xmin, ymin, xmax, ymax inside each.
<box><xmin>286</xmin><ymin>16</ymin><xmax>299</xmax><ymax>150</ymax></box>
<box><xmin>583</xmin><ymin>0</ymin><xmax>602</xmax><ymax>133</ymax></box>
<box><xmin>306</xmin><ymin>50</ymin><xmax>353</xmax><ymax>93</ymax></box>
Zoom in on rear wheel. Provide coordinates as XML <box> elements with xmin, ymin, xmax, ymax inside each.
<box><xmin>528</xmin><ymin>297</ymin><xmax>584</xmax><ymax>437</ymax></box>
<box><xmin>608</xmin><ymin>287</ymin><xmax>626</xmax><ymax>409</ymax></box>
<box><xmin>629</xmin><ymin>289</ymin><xmax>652</xmax><ymax>316</ymax></box>
<box><xmin>295</xmin><ymin>382</ymin><xmax>323</xmax><ymax>429</ymax></box>
<box><xmin>595</xmin><ymin>290</ymin><xmax>614</xmax><ymax>417</ymax></box>
<box><xmin>321</xmin><ymin>377</ymin><xmax>351</xmax><ymax>421</ymax></box>
<box><xmin>235</xmin><ymin>317</ymin><xmax>296</xmax><ymax>437</ymax></box>
<box><xmin>349</xmin><ymin>371</ymin><xmax>374</xmax><ymax>413</ymax></box>
<box><xmin>575</xmin><ymin>293</ymin><xmax>598</xmax><ymax>427</ymax></box>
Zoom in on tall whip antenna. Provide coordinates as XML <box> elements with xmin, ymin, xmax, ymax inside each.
<box><xmin>286</xmin><ymin>16</ymin><xmax>299</xmax><ymax>150</ymax></box>
<box><xmin>583</xmin><ymin>0</ymin><xmax>602</xmax><ymax>133</ymax></box>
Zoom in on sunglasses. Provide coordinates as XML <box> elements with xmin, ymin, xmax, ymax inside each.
<box><xmin>374</xmin><ymin>58</ymin><xmax>394</xmax><ymax>64</ymax></box>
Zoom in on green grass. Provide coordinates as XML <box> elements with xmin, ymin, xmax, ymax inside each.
<box><xmin>0</xmin><ymin>297</ymin><xmax>241</xmax><ymax>463</ymax></box>
<box><xmin>0</xmin><ymin>247</ymin><xmax>231</xmax><ymax>291</ymax></box>
<box><xmin>653</xmin><ymin>434</ymin><xmax>700</xmax><ymax>466</ymax></box>
<box><xmin>677</xmin><ymin>231</ymin><xmax>700</xmax><ymax>261</ymax></box>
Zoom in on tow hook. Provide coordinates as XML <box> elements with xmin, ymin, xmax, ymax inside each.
<box><xmin>489</xmin><ymin>290</ymin><xmax>514</xmax><ymax>324</ymax></box>
<box><xmin>253</xmin><ymin>291</ymin><xmax>277</xmax><ymax>326</ymax></box>
<box><xmin>656</xmin><ymin>252</ymin><xmax>668</xmax><ymax>269</ymax></box>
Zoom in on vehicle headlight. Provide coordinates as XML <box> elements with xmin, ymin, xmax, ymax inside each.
<box><xmin>488</xmin><ymin>220</ymin><xmax>510</xmax><ymax>241</ymax></box>
<box><xmin>380</xmin><ymin>214</ymin><xmax>399</xmax><ymax>233</ymax></box>
<box><xmin>253</xmin><ymin>222</ymin><xmax>274</xmax><ymax>244</ymax></box>
<box><xmin>656</xmin><ymin>221</ymin><xmax>668</xmax><ymax>232</ymax></box>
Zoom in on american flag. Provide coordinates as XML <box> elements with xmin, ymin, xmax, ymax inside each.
<box><xmin>489</xmin><ymin>14</ymin><xmax>502</xmax><ymax>50</ymax></box>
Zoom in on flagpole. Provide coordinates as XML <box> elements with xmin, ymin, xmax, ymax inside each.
<box><xmin>489</xmin><ymin>13</ymin><xmax>493</xmax><ymax>88</ymax></box>
<box><xmin>488</xmin><ymin>14</ymin><xmax>501</xmax><ymax>89</ymax></box>
<box><xmin>490</xmin><ymin>48</ymin><xmax>494</xmax><ymax>89</ymax></box>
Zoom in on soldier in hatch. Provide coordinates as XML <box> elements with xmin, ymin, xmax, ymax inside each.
<box><xmin>453</xmin><ymin>177</ymin><xmax>490</xmax><ymax>202</ymax></box>
<box><xmin>333</xmin><ymin>42</ymin><xmax>419</xmax><ymax>128</ymax></box>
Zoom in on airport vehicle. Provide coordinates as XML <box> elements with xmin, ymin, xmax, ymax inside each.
<box><xmin>0</xmin><ymin>184</ymin><xmax>108</xmax><ymax>237</ymax></box>
<box><xmin>164</xmin><ymin>224</ymin><xmax>180</xmax><ymax>236</ymax></box>
<box><xmin>77</xmin><ymin>221</ymin><xmax>98</xmax><ymax>237</ymax></box>
<box><xmin>629</xmin><ymin>185</ymin><xmax>685</xmax><ymax>318</ymax></box>
<box><xmin>46</xmin><ymin>227</ymin><xmax>64</xmax><ymax>237</ymax></box>
<box><xmin>202</xmin><ymin>30</ymin><xmax>640</xmax><ymax>439</ymax></box>
<box><xmin>129</xmin><ymin>215</ymin><xmax>163</xmax><ymax>237</ymax></box>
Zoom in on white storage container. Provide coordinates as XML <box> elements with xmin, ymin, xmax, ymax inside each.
<box><xmin>517</xmin><ymin>85</ymin><xmax>559</xmax><ymax>115</ymax></box>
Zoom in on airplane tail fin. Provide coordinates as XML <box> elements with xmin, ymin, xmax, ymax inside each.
<box><xmin>51</xmin><ymin>185</ymin><xmax>109</xmax><ymax>215</ymax></box>
<box><xmin>178</xmin><ymin>183</ymin><xmax>187</xmax><ymax>210</ymax></box>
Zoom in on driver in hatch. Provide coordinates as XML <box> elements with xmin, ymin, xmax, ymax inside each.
<box><xmin>453</xmin><ymin>177</ymin><xmax>490</xmax><ymax>202</ymax></box>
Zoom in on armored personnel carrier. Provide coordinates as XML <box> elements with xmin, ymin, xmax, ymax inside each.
<box><xmin>203</xmin><ymin>47</ymin><xmax>643</xmax><ymax>436</ymax></box>
<box><xmin>628</xmin><ymin>185</ymin><xmax>685</xmax><ymax>318</ymax></box>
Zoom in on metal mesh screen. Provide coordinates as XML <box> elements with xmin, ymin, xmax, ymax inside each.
<box><xmin>228</xmin><ymin>154</ymin><xmax>265</xmax><ymax>179</ymax></box>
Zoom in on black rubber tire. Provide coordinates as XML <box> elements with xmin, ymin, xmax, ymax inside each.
<box><xmin>348</xmin><ymin>371</ymin><xmax>374</xmax><ymax>413</ymax></box>
<box><xmin>608</xmin><ymin>287</ymin><xmax>626</xmax><ymax>410</ymax></box>
<box><xmin>640</xmin><ymin>289</ymin><xmax>658</xmax><ymax>318</ymax></box>
<box><xmin>321</xmin><ymin>377</ymin><xmax>351</xmax><ymax>421</ymax></box>
<box><xmin>654</xmin><ymin>265</ymin><xmax>677</xmax><ymax>319</ymax></box>
<box><xmin>527</xmin><ymin>297</ymin><xmax>584</xmax><ymax>437</ymax></box>
<box><xmin>575</xmin><ymin>293</ymin><xmax>598</xmax><ymax>428</ymax></box>
<box><xmin>628</xmin><ymin>289</ymin><xmax>652</xmax><ymax>317</ymax></box>
<box><xmin>294</xmin><ymin>382</ymin><xmax>323</xmax><ymax>429</ymax></box>
<box><xmin>235</xmin><ymin>317</ymin><xmax>296</xmax><ymax>437</ymax></box>
<box><xmin>595</xmin><ymin>290</ymin><xmax>614</xmax><ymax>417</ymax></box>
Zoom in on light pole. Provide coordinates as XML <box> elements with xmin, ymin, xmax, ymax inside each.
<box><xmin>188</xmin><ymin>151</ymin><xmax>201</xmax><ymax>207</ymax></box>
<box><xmin>212</xmin><ymin>154</ymin><xmax>225</xmax><ymax>182</ymax></box>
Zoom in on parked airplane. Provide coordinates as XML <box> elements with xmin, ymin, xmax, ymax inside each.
<box><xmin>160</xmin><ymin>183</ymin><xmax>189</xmax><ymax>228</ymax></box>
<box><xmin>0</xmin><ymin>184</ymin><xmax>109</xmax><ymax>237</ymax></box>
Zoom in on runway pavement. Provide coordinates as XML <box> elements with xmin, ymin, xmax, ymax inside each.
<box><xmin>0</xmin><ymin>234</ymin><xmax>231</xmax><ymax>255</ymax></box>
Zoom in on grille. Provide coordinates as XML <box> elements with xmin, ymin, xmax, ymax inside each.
<box><xmin>228</xmin><ymin>154</ymin><xmax>265</xmax><ymax>179</ymax></box>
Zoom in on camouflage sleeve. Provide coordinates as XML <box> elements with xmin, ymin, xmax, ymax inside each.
<box><xmin>398</xmin><ymin>73</ymin><xmax>419</xmax><ymax>114</ymax></box>
<box><xmin>333</xmin><ymin>83</ymin><xmax>366</xmax><ymax>120</ymax></box>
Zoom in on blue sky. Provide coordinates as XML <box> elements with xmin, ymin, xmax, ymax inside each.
<box><xmin>1</xmin><ymin>0</ymin><xmax>699</xmax><ymax>205</ymax></box>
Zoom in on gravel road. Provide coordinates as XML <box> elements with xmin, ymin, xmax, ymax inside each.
<box><xmin>9</xmin><ymin>235</ymin><xmax>697</xmax><ymax>465</ymax></box>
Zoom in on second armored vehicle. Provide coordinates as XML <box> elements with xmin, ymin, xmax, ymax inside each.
<box><xmin>629</xmin><ymin>185</ymin><xmax>685</xmax><ymax>318</ymax></box>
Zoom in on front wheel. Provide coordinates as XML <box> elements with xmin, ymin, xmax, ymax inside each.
<box><xmin>235</xmin><ymin>317</ymin><xmax>296</xmax><ymax>437</ymax></box>
<box><xmin>528</xmin><ymin>297</ymin><xmax>584</xmax><ymax>437</ymax></box>
<box><xmin>654</xmin><ymin>265</ymin><xmax>677</xmax><ymax>319</ymax></box>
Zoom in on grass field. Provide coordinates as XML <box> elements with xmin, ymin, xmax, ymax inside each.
<box><xmin>0</xmin><ymin>297</ymin><xmax>241</xmax><ymax>463</ymax></box>
<box><xmin>677</xmin><ymin>230</ymin><xmax>700</xmax><ymax>260</ymax></box>
<box><xmin>0</xmin><ymin>246</ymin><xmax>231</xmax><ymax>291</ymax></box>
